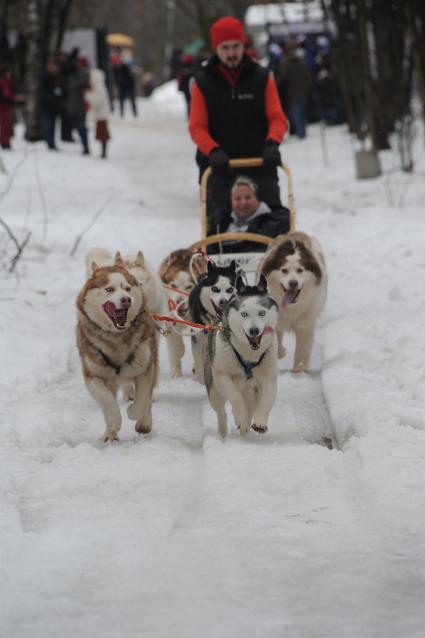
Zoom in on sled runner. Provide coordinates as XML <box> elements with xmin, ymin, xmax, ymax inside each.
<box><xmin>188</xmin><ymin>157</ymin><xmax>296</xmax><ymax>276</ymax></box>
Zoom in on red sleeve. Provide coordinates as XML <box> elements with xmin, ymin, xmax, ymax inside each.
<box><xmin>188</xmin><ymin>80</ymin><xmax>219</xmax><ymax>156</ymax></box>
<box><xmin>264</xmin><ymin>74</ymin><xmax>288</xmax><ymax>143</ymax></box>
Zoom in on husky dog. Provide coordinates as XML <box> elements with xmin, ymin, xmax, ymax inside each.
<box><xmin>188</xmin><ymin>260</ymin><xmax>238</xmax><ymax>384</ymax></box>
<box><xmin>85</xmin><ymin>247</ymin><xmax>166</xmax><ymax>316</ymax></box>
<box><xmin>257</xmin><ymin>231</ymin><xmax>327</xmax><ymax>373</ymax></box>
<box><xmin>205</xmin><ymin>275</ymin><xmax>279</xmax><ymax>437</ymax></box>
<box><xmin>76</xmin><ymin>254</ymin><xmax>158</xmax><ymax>442</ymax></box>
<box><xmin>158</xmin><ymin>249</ymin><xmax>207</xmax><ymax>377</ymax></box>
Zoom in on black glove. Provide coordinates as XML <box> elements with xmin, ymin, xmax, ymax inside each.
<box><xmin>209</xmin><ymin>147</ymin><xmax>230</xmax><ymax>175</ymax></box>
<box><xmin>262</xmin><ymin>140</ymin><xmax>282</xmax><ymax>168</ymax></box>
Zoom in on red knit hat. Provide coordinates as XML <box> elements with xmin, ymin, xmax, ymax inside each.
<box><xmin>210</xmin><ymin>16</ymin><xmax>246</xmax><ymax>49</ymax></box>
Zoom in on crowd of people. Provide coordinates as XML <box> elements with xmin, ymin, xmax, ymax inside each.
<box><xmin>268</xmin><ymin>34</ymin><xmax>346</xmax><ymax>138</ymax></box>
<box><xmin>0</xmin><ymin>48</ymin><xmax>111</xmax><ymax>158</ymax></box>
<box><xmin>172</xmin><ymin>30</ymin><xmax>344</xmax><ymax>140</ymax></box>
<box><xmin>40</xmin><ymin>49</ymin><xmax>111</xmax><ymax>158</ymax></box>
<box><xmin>1</xmin><ymin>19</ymin><xmax>344</xmax><ymax>250</ymax></box>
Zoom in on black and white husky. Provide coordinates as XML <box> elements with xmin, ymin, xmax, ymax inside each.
<box><xmin>188</xmin><ymin>260</ymin><xmax>238</xmax><ymax>383</ymax></box>
<box><xmin>204</xmin><ymin>274</ymin><xmax>279</xmax><ymax>437</ymax></box>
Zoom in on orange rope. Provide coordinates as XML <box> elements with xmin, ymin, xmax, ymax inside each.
<box><xmin>162</xmin><ymin>284</ymin><xmax>190</xmax><ymax>296</ymax></box>
<box><xmin>150</xmin><ymin>313</ymin><xmax>216</xmax><ymax>332</ymax></box>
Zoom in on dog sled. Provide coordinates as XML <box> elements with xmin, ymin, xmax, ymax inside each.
<box><xmin>157</xmin><ymin>157</ymin><xmax>296</xmax><ymax>339</ymax></box>
<box><xmin>188</xmin><ymin>157</ymin><xmax>296</xmax><ymax>278</ymax></box>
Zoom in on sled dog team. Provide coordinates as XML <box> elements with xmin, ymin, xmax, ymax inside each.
<box><xmin>76</xmin><ymin>232</ymin><xmax>327</xmax><ymax>442</ymax></box>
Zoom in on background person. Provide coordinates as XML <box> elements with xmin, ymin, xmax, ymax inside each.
<box><xmin>277</xmin><ymin>47</ymin><xmax>313</xmax><ymax>139</ymax></box>
<box><xmin>215</xmin><ymin>175</ymin><xmax>290</xmax><ymax>253</ymax></box>
<box><xmin>115</xmin><ymin>52</ymin><xmax>138</xmax><ymax>117</ymax></box>
<box><xmin>0</xmin><ymin>65</ymin><xmax>24</xmax><ymax>150</ymax></box>
<box><xmin>189</xmin><ymin>16</ymin><xmax>288</xmax><ymax>235</ymax></box>
<box><xmin>64</xmin><ymin>55</ymin><xmax>90</xmax><ymax>154</ymax></box>
<box><xmin>86</xmin><ymin>67</ymin><xmax>111</xmax><ymax>159</ymax></box>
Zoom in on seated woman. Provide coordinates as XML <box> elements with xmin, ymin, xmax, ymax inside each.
<box><xmin>212</xmin><ymin>175</ymin><xmax>290</xmax><ymax>253</ymax></box>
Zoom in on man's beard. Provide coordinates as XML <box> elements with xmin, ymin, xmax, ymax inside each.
<box><xmin>222</xmin><ymin>57</ymin><xmax>242</xmax><ymax>69</ymax></box>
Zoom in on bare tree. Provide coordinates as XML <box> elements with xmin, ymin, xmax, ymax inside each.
<box><xmin>25</xmin><ymin>0</ymin><xmax>74</xmax><ymax>141</ymax></box>
<box><xmin>323</xmin><ymin>0</ymin><xmax>420</xmax><ymax>173</ymax></box>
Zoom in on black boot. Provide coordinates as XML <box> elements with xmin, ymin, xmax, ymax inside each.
<box><xmin>101</xmin><ymin>142</ymin><xmax>107</xmax><ymax>159</ymax></box>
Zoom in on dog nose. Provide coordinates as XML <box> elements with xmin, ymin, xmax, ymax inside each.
<box><xmin>288</xmin><ymin>280</ymin><xmax>298</xmax><ymax>289</ymax></box>
<box><xmin>120</xmin><ymin>296</ymin><xmax>132</xmax><ymax>308</ymax></box>
<box><xmin>249</xmin><ymin>327</ymin><xmax>260</xmax><ymax>336</ymax></box>
<box><xmin>218</xmin><ymin>299</ymin><xmax>226</xmax><ymax>307</ymax></box>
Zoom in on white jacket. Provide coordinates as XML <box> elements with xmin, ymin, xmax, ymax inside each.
<box><xmin>86</xmin><ymin>68</ymin><xmax>110</xmax><ymax>121</ymax></box>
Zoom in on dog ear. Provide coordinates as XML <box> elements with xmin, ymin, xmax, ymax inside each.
<box><xmin>235</xmin><ymin>276</ymin><xmax>246</xmax><ymax>294</ymax></box>
<box><xmin>257</xmin><ymin>273</ymin><xmax>268</xmax><ymax>293</ymax></box>
<box><xmin>229</xmin><ymin>259</ymin><xmax>236</xmax><ymax>272</ymax></box>
<box><xmin>207</xmin><ymin>260</ymin><xmax>216</xmax><ymax>274</ymax></box>
<box><xmin>114</xmin><ymin>251</ymin><xmax>125</xmax><ymax>266</ymax></box>
<box><xmin>135</xmin><ymin>251</ymin><xmax>145</xmax><ymax>267</ymax></box>
<box><xmin>91</xmin><ymin>261</ymin><xmax>99</xmax><ymax>273</ymax></box>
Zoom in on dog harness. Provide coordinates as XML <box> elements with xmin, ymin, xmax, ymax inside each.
<box><xmin>94</xmin><ymin>346</ymin><xmax>135</xmax><ymax>375</ymax></box>
<box><xmin>229</xmin><ymin>343</ymin><xmax>267</xmax><ymax>380</ymax></box>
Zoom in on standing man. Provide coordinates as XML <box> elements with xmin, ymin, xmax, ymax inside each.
<box><xmin>189</xmin><ymin>16</ymin><xmax>288</xmax><ymax>234</ymax></box>
<box><xmin>277</xmin><ymin>47</ymin><xmax>312</xmax><ymax>139</ymax></box>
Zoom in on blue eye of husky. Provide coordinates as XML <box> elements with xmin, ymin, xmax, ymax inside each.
<box><xmin>211</xmin><ymin>286</ymin><xmax>220</xmax><ymax>293</ymax></box>
<box><xmin>226</xmin><ymin>287</ymin><xmax>234</xmax><ymax>293</ymax></box>
<box><xmin>241</xmin><ymin>311</ymin><xmax>248</xmax><ymax>318</ymax></box>
<box><xmin>259</xmin><ymin>310</ymin><xmax>266</xmax><ymax>317</ymax></box>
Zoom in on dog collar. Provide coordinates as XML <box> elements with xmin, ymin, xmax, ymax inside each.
<box><xmin>229</xmin><ymin>343</ymin><xmax>267</xmax><ymax>380</ymax></box>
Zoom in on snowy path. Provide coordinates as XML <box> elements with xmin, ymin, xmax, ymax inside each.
<box><xmin>1</xmin><ymin>91</ymin><xmax>425</xmax><ymax>637</ymax></box>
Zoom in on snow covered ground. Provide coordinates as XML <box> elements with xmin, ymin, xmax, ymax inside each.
<box><xmin>1</xmin><ymin>83</ymin><xmax>425</xmax><ymax>638</ymax></box>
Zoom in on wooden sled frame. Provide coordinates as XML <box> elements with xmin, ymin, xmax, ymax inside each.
<box><xmin>188</xmin><ymin>157</ymin><xmax>295</xmax><ymax>252</ymax></box>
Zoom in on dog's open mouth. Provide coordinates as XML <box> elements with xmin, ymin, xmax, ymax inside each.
<box><xmin>212</xmin><ymin>301</ymin><xmax>226</xmax><ymax>318</ymax></box>
<box><xmin>281</xmin><ymin>286</ymin><xmax>301</xmax><ymax>306</ymax></box>
<box><xmin>176</xmin><ymin>300</ymin><xmax>188</xmax><ymax>318</ymax></box>
<box><xmin>246</xmin><ymin>332</ymin><xmax>262</xmax><ymax>350</ymax></box>
<box><xmin>103</xmin><ymin>301</ymin><xmax>129</xmax><ymax>330</ymax></box>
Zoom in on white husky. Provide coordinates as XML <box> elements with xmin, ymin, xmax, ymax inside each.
<box><xmin>205</xmin><ymin>275</ymin><xmax>279</xmax><ymax>437</ymax></box>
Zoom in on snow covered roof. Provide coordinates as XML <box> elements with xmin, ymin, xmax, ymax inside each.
<box><xmin>246</xmin><ymin>1</ymin><xmax>324</xmax><ymax>27</ymax></box>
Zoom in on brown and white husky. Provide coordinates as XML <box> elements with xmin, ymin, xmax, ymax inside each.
<box><xmin>257</xmin><ymin>231</ymin><xmax>327</xmax><ymax>373</ymax></box>
<box><xmin>158</xmin><ymin>248</ymin><xmax>207</xmax><ymax>377</ymax></box>
<box><xmin>76</xmin><ymin>254</ymin><xmax>158</xmax><ymax>442</ymax></box>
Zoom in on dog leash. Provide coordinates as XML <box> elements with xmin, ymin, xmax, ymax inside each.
<box><xmin>149</xmin><ymin>312</ymin><xmax>222</xmax><ymax>335</ymax></box>
<box><xmin>162</xmin><ymin>284</ymin><xmax>190</xmax><ymax>296</ymax></box>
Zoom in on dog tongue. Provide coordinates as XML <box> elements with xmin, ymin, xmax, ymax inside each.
<box><xmin>103</xmin><ymin>301</ymin><xmax>128</xmax><ymax>328</ymax></box>
<box><xmin>282</xmin><ymin>289</ymin><xmax>298</xmax><ymax>306</ymax></box>
<box><xmin>114</xmin><ymin>309</ymin><xmax>128</xmax><ymax>327</ymax></box>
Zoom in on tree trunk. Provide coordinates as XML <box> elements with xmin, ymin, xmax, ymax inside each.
<box><xmin>24</xmin><ymin>0</ymin><xmax>74</xmax><ymax>142</ymax></box>
<box><xmin>25</xmin><ymin>0</ymin><xmax>44</xmax><ymax>141</ymax></box>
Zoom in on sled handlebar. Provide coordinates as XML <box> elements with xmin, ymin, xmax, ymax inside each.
<box><xmin>188</xmin><ymin>232</ymin><xmax>272</xmax><ymax>252</ymax></box>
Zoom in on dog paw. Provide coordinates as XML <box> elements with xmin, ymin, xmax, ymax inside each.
<box><xmin>292</xmin><ymin>364</ymin><xmax>308</xmax><ymax>374</ymax></box>
<box><xmin>135</xmin><ymin>420</ymin><xmax>152</xmax><ymax>435</ymax></box>
<box><xmin>171</xmin><ymin>367</ymin><xmax>183</xmax><ymax>378</ymax></box>
<box><xmin>102</xmin><ymin>431</ymin><xmax>120</xmax><ymax>443</ymax></box>
<box><xmin>237</xmin><ymin>422</ymin><xmax>250</xmax><ymax>435</ymax></box>
<box><xmin>252</xmin><ymin>422</ymin><xmax>268</xmax><ymax>434</ymax></box>
<box><xmin>278</xmin><ymin>345</ymin><xmax>286</xmax><ymax>359</ymax></box>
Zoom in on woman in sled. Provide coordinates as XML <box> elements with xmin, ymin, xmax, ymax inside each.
<box><xmin>211</xmin><ymin>175</ymin><xmax>290</xmax><ymax>253</ymax></box>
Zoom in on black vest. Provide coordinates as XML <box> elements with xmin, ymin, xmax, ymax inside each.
<box><xmin>195</xmin><ymin>55</ymin><xmax>269</xmax><ymax>173</ymax></box>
